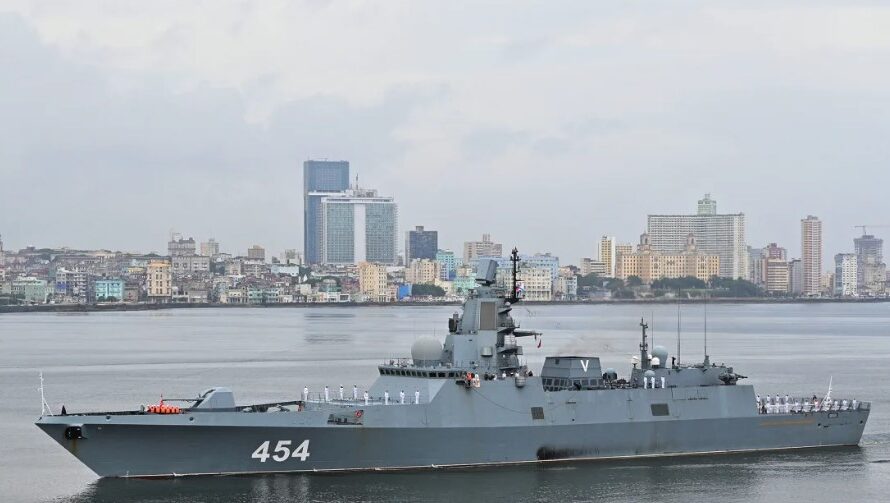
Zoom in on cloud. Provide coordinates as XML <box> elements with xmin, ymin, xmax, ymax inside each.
<box><xmin>2</xmin><ymin>2</ymin><xmax>890</xmax><ymax>264</ymax></box>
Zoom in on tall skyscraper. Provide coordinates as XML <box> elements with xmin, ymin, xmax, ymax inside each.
<box><xmin>598</xmin><ymin>236</ymin><xmax>617</xmax><ymax>278</ymax></box>
<box><xmin>647</xmin><ymin>195</ymin><xmax>747</xmax><ymax>279</ymax></box>
<box><xmin>854</xmin><ymin>233</ymin><xmax>885</xmax><ymax>296</ymax></box>
<box><xmin>801</xmin><ymin>215</ymin><xmax>823</xmax><ymax>296</ymax></box>
<box><xmin>759</xmin><ymin>243</ymin><xmax>789</xmax><ymax>294</ymax></box>
<box><xmin>303</xmin><ymin>160</ymin><xmax>350</xmax><ymax>264</ymax></box>
<box><xmin>834</xmin><ymin>253</ymin><xmax>858</xmax><ymax>296</ymax></box>
<box><xmin>405</xmin><ymin>226</ymin><xmax>438</xmax><ymax>261</ymax></box>
<box><xmin>317</xmin><ymin>187</ymin><xmax>398</xmax><ymax>264</ymax></box>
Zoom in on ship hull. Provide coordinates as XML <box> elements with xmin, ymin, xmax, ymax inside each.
<box><xmin>36</xmin><ymin>408</ymin><xmax>869</xmax><ymax>478</ymax></box>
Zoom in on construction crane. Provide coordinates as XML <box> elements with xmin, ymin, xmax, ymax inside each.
<box><xmin>854</xmin><ymin>225</ymin><xmax>890</xmax><ymax>236</ymax></box>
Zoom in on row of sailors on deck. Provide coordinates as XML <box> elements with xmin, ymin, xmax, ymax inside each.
<box><xmin>755</xmin><ymin>394</ymin><xmax>859</xmax><ymax>414</ymax></box>
<box><xmin>303</xmin><ymin>386</ymin><xmax>422</xmax><ymax>405</ymax></box>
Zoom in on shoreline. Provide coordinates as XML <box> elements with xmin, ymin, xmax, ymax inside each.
<box><xmin>2</xmin><ymin>297</ymin><xmax>889</xmax><ymax>314</ymax></box>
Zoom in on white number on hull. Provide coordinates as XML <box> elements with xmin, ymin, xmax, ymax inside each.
<box><xmin>252</xmin><ymin>440</ymin><xmax>311</xmax><ymax>463</ymax></box>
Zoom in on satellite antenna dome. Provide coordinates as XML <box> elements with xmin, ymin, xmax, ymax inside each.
<box><xmin>651</xmin><ymin>357</ymin><xmax>661</xmax><ymax>368</ymax></box>
<box><xmin>411</xmin><ymin>337</ymin><xmax>443</xmax><ymax>366</ymax></box>
<box><xmin>652</xmin><ymin>345</ymin><xmax>669</xmax><ymax>364</ymax></box>
<box><xmin>644</xmin><ymin>370</ymin><xmax>656</xmax><ymax>378</ymax></box>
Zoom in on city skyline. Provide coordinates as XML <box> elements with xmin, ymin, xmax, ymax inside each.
<box><xmin>2</xmin><ymin>4</ymin><xmax>890</xmax><ymax>263</ymax></box>
<box><xmin>0</xmin><ymin>191</ymin><xmax>881</xmax><ymax>273</ymax></box>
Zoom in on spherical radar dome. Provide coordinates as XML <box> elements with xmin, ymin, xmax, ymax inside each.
<box><xmin>652</xmin><ymin>345</ymin><xmax>669</xmax><ymax>364</ymax></box>
<box><xmin>411</xmin><ymin>337</ymin><xmax>443</xmax><ymax>365</ymax></box>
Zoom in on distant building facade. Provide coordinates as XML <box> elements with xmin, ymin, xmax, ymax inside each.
<box><xmin>172</xmin><ymin>254</ymin><xmax>210</xmax><ymax>275</ymax></box>
<box><xmin>357</xmin><ymin>262</ymin><xmax>390</xmax><ymax>302</ymax></box>
<box><xmin>405</xmin><ymin>259</ymin><xmax>441</xmax><ymax>284</ymax></box>
<box><xmin>801</xmin><ymin>216</ymin><xmax>822</xmax><ymax>296</ymax></box>
<box><xmin>854</xmin><ymin>234</ymin><xmax>885</xmax><ymax>296</ymax></box>
<box><xmin>463</xmin><ymin>234</ymin><xmax>502</xmax><ymax>263</ymax></box>
<box><xmin>789</xmin><ymin>259</ymin><xmax>804</xmax><ymax>295</ymax></box>
<box><xmin>94</xmin><ymin>278</ymin><xmax>124</xmax><ymax>301</ymax></box>
<box><xmin>146</xmin><ymin>260</ymin><xmax>172</xmax><ymax>301</ymax></box>
<box><xmin>247</xmin><ymin>245</ymin><xmax>266</xmax><ymax>261</ymax></box>
<box><xmin>646</xmin><ymin>194</ymin><xmax>747</xmax><ymax>279</ymax></box>
<box><xmin>168</xmin><ymin>235</ymin><xmax>196</xmax><ymax>257</ymax></box>
<box><xmin>616</xmin><ymin>233</ymin><xmax>719</xmax><ymax>284</ymax></box>
<box><xmin>435</xmin><ymin>250</ymin><xmax>457</xmax><ymax>280</ymax></box>
<box><xmin>598</xmin><ymin>236</ymin><xmax>617</xmax><ymax>278</ymax></box>
<box><xmin>580</xmin><ymin>258</ymin><xmax>606</xmax><ymax>276</ymax></box>
<box><xmin>317</xmin><ymin>187</ymin><xmax>398</xmax><ymax>265</ymax></box>
<box><xmin>303</xmin><ymin>160</ymin><xmax>350</xmax><ymax>265</ymax></box>
<box><xmin>200</xmin><ymin>239</ymin><xmax>219</xmax><ymax>257</ymax></box>
<box><xmin>834</xmin><ymin>253</ymin><xmax>858</xmax><ymax>297</ymax></box>
<box><xmin>405</xmin><ymin>226</ymin><xmax>438</xmax><ymax>261</ymax></box>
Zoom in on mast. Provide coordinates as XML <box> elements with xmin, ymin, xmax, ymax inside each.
<box><xmin>676</xmin><ymin>290</ymin><xmax>681</xmax><ymax>367</ymax></box>
<box><xmin>508</xmin><ymin>247</ymin><xmax>520</xmax><ymax>303</ymax></box>
<box><xmin>703</xmin><ymin>295</ymin><xmax>710</xmax><ymax>366</ymax></box>
<box><xmin>639</xmin><ymin>318</ymin><xmax>649</xmax><ymax>370</ymax></box>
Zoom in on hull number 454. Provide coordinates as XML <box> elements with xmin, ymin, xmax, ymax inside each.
<box><xmin>252</xmin><ymin>440</ymin><xmax>310</xmax><ymax>462</ymax></box>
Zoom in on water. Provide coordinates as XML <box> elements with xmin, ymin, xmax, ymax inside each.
<box><xmin>1</xmin><ymin>303</ymin><xmax>889</xmax><ymax>502</ymax></box>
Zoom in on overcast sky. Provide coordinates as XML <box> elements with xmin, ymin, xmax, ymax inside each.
<box><xmin>2</xmin><ymin>1</ymin><xmax>889</xmax><ymax>265</ymax></box>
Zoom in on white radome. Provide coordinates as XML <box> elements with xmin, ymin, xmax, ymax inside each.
<box><xmin>411</xmin><ymin>336</ymin><xmax>442</xmax><ymax>364</ymax></box>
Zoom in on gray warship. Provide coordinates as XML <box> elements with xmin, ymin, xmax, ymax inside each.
<box><xmin>36</xmin><ymin>250</ymin><xmax>870</xmax><ymax>478</ymax></box>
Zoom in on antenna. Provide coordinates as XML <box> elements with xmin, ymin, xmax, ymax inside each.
<box><xmin>703</xmin><ymin>295</ymin><xmax>709</xmax><ymax>366</ymax></box>
<box><xmin>676</xmin><ymin>290</ymin><xmax>681</xmax><ymax>366</ymax></box>
<box><xmin>39</xmin><ymin>372</ymin><xmax>53</xmax><ymax>417</ymax></box>
<box><xmin>650</xmin><ymin>310</ymin><xmax>655</xmax><ymax>349</ymax></box>
<box><xmin>508</xmin><ymin>247</ymin><xmax>520</xmax><ymax>303</ymax></box>
<box><xmin>639</xmin><ymin>318</ymin><xmax>649</xmax><ymax>370</ymax></box>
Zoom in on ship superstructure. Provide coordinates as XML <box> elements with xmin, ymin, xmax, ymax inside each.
<box><xmin>36</xmin><ymin>250</ymin><xmax>870</xmax><ymax>477</ymax></box>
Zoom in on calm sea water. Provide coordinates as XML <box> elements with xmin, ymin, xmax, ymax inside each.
<box><xmin>1</xmin><ymin>303</ymin><xmax>889</xmax><ymax>503</ymax></box>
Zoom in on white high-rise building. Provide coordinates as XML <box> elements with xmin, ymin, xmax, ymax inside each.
<box><xmin>834</xmin><ymin>253</ymin><xmax>857</xmax><ymax>297</ymax></box>
<box><xmin>801</xmin><ymin>216</ymin><xmax>822</xmax><ymax>296</ymax></box>
<box><xmin>315</xmin><ymin>187</ymin><xmax>398</xmax><ymax>265</ymax></box>
<box><xmin>646</xmin><ymin>195</ymin><xmax>747</xmax><ymax>279</ymax></box>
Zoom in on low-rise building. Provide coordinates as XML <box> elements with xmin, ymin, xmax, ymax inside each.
<box><xmin>405</xmin><ymin>259</ymin><xmax>441</xmax><ymax>285</ymax></box>
<box><xmin>764</xmin><ymin>258</ymin><xmax>790</xmax><ymax>294</ymax></box>
<box><xmin>94</xmin><ymin>278</ymin><xmax>124</xmax><ymax>302</ymax></box>
<box><xmin>3</xmin><ymin>277</ymin><xmax>48</xmax><ymax>304</ymax></box>
<box><xmin>555</xmin><ymin>274</ymin><xmax>578</xmax><ymax>300</ymax></box>
<box><xmin>580</xmin><ymin>258</ymin><xmax>606</xmax><ymax>276</ymax></box>
<box><xmin>616</xmin><ymin>234</ymin><xmax>719</xmax><ymax>284</ymax></box>
<box><xmin>172</xmin><ymin>254</ymin><xmax>210</xmax><ymax>275</ymax></box>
